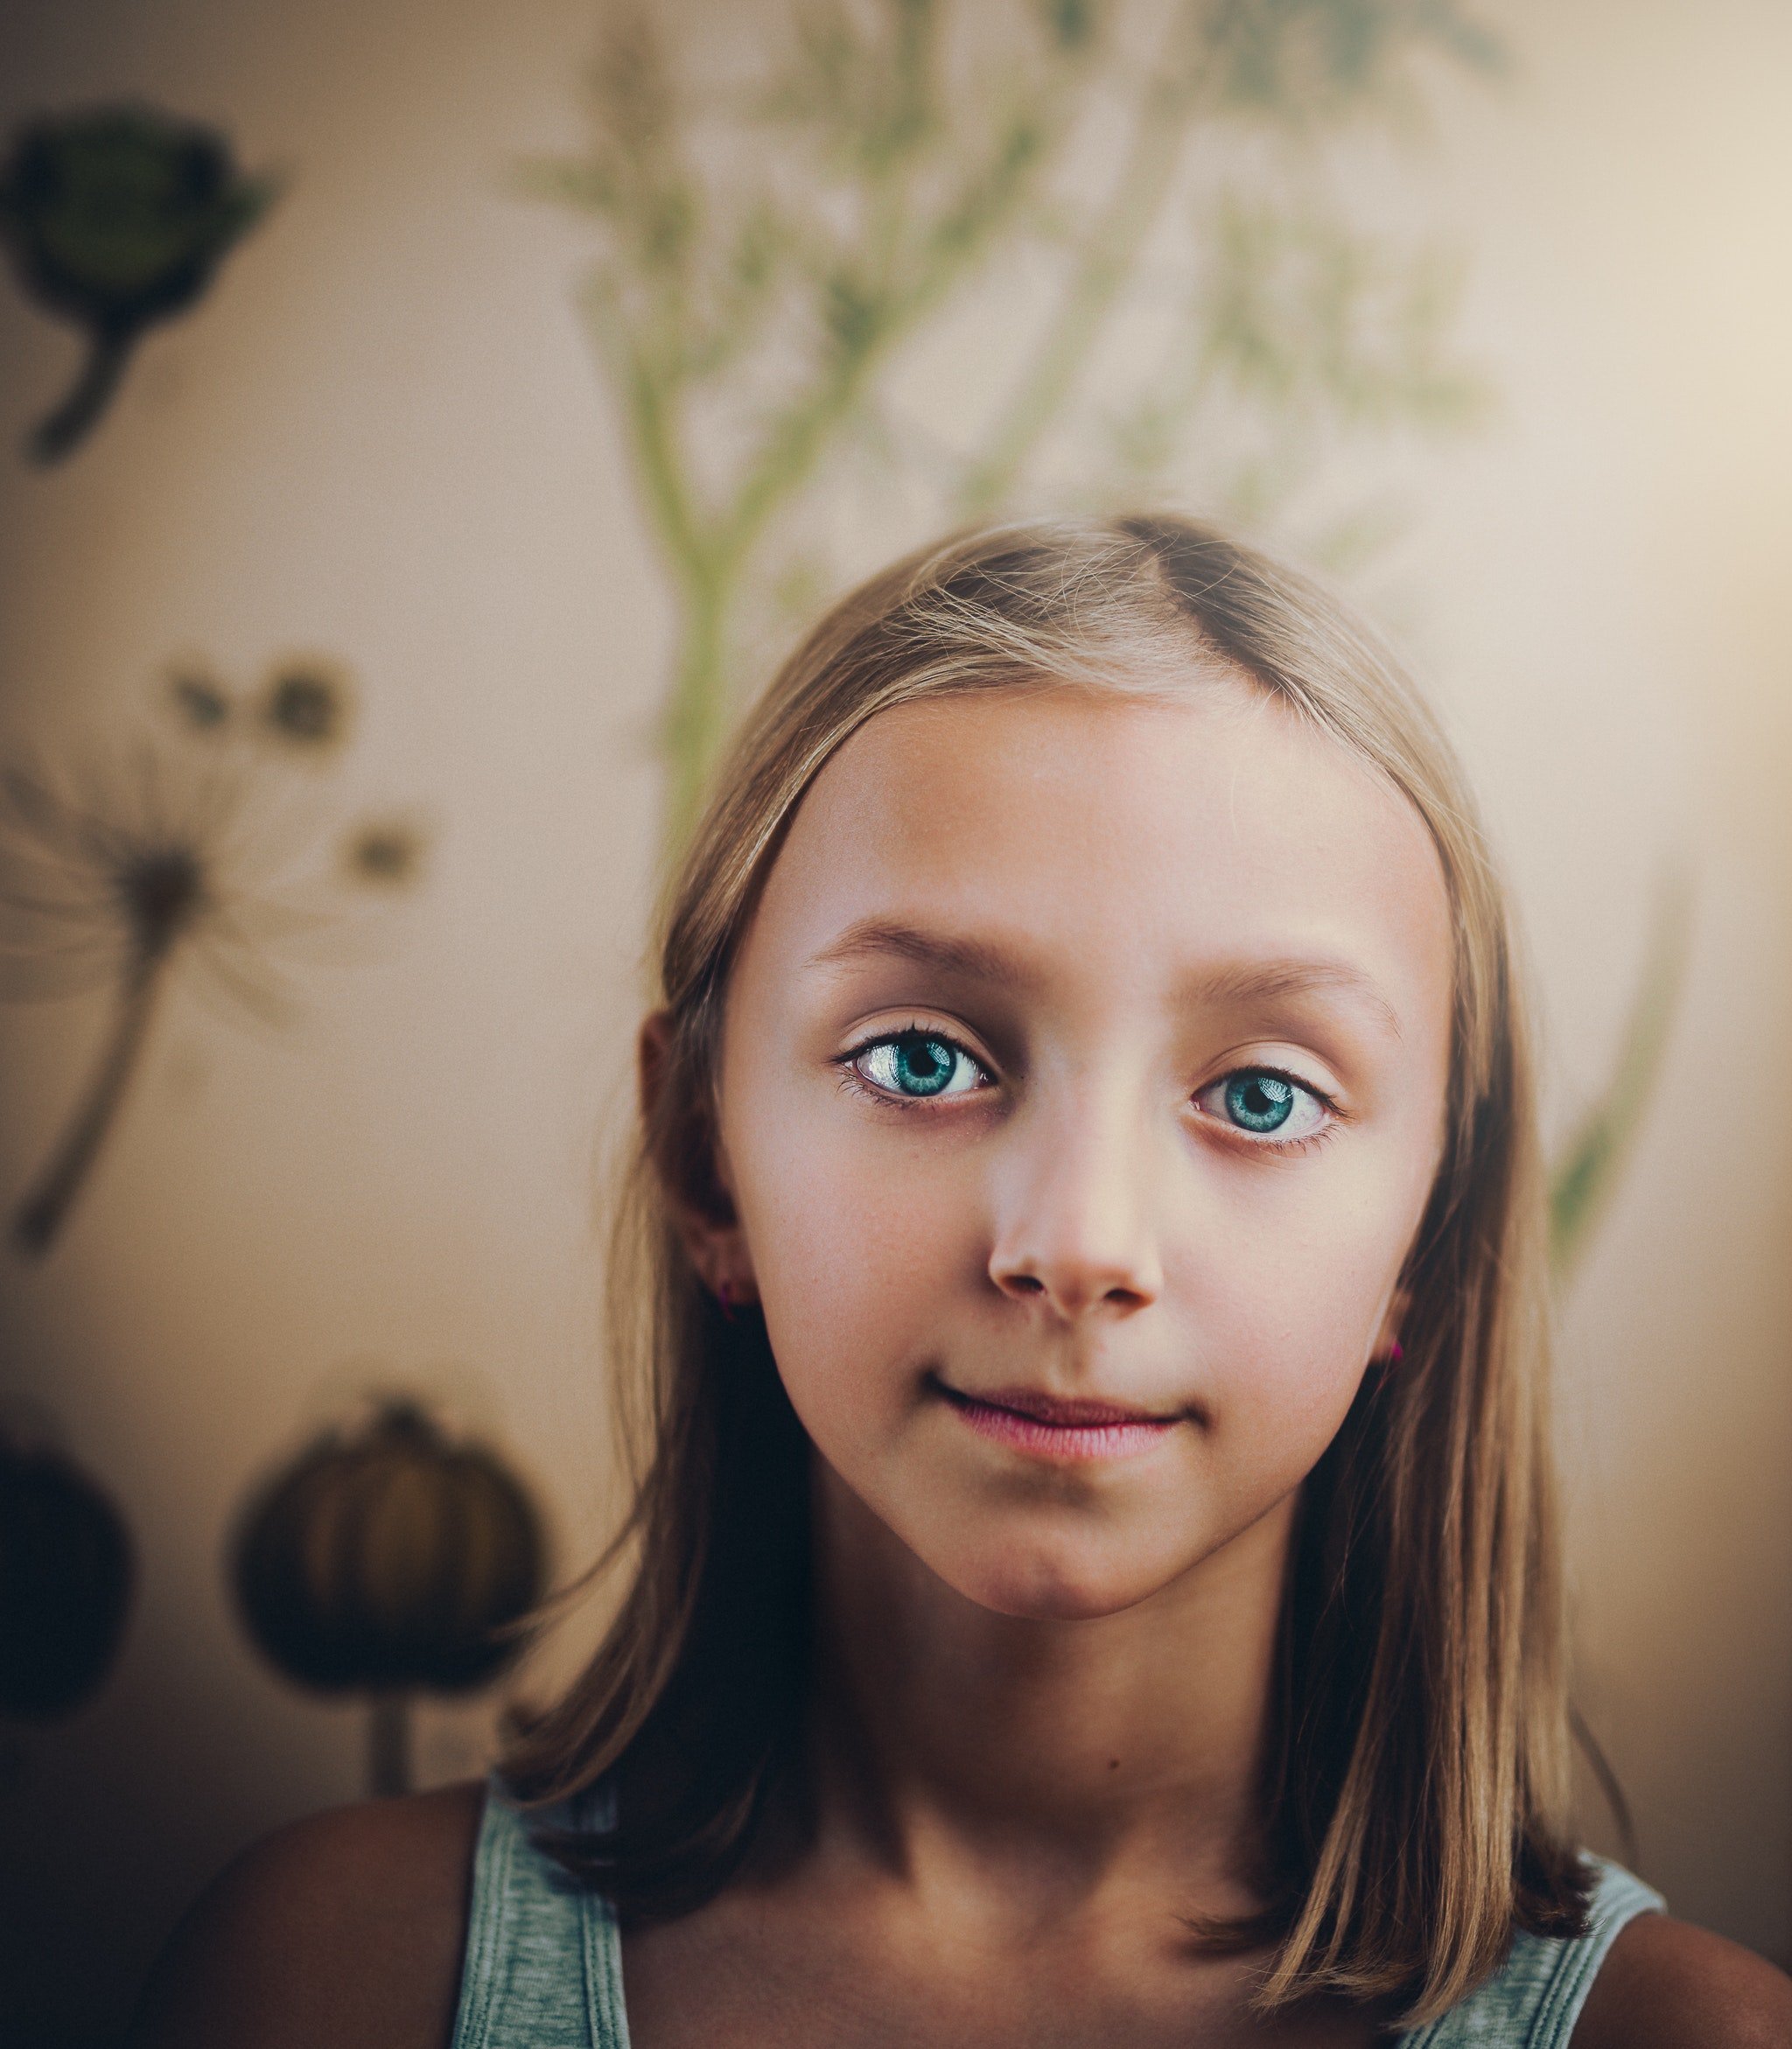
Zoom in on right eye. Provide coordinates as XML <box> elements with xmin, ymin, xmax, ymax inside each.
<box><xmin>851</xmin><ymin>1031</ymin><xmax>987</xmax><ymax>1101</ymax></box>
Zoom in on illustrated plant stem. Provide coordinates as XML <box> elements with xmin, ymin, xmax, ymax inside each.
<box><xmin>656</xmin><ymin>345</ymin><xmax>886</xmax><ymax>845</ymax></box>
<box><xmin>367</xmin><ymin>1694</ymin><xmax>413</xmax><ymax>1797</ymax></box>
<box><xmin>1548</xmin><ymin>871</ymin><xmax>1693</xmax><ymax>1281</ymax></box>
<box><xmin>663</xmin><ymin>570</ymin><xmax>733</xmax><ymax>844</ymax></box>
<box><xmin>606</xmin><ymin>167</ymin><xmax>1035</xmax><ymax>854</ymax></box>
<box><xmin>719</xmin><ymin>344</ymin><xmax>885</xmax><ymax>570</ymax></box>
<box><xmin>959</xmin><ymin>71</ymin><xmax>1194</xmax><ymax>517</ymax></box>
<box><xmin>589</xmin><ymin>281</ymin><xmax>738</xmax><ymax>849</ymax></box>
<box><xmin>604</xmin><ymin>290</ymin><xmax>714</xmax><ymax>586</ymax></box>
<box><xmin>13</xmin><ymin>950</ymin><xmax>167</xmax><ymax>1257</ymax></box>
<box><xmin>28</xmin><ymin>328</ymin><xmax>138</xmax><ymax>465</ymax></box>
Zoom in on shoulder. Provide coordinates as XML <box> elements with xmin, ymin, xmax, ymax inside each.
<box><xmin>125</xmin><ymin>1779</ymin><xmax>486</xmax><ymax>2049</ymax></box>
<box><xmin>1572</xmin><ymin>1912</ymin><xmax>1792</xmax><ymax>2049</ymax></box>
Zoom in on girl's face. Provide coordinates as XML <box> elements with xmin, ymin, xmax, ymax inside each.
<box><xmin>707</xmin><ymin>682</ymin><xmax>1454</xmax><ymax>1620</ymax></box>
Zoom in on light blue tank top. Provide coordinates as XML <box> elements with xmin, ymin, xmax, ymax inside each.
<box><xmin>452</xmin><ymin>1782</ymin><xmax>1664</xmax><ymax>2048</ymax></box>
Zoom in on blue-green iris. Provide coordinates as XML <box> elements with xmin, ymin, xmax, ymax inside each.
<box><xmin>1224</xmin><ymin>1072</ymin><xmax>1294</xmax><ymax>1132</ymax></box>
<box><xmin>890</xmin><ymin>1035</ymin><xmax>955</xmax><ymax>1095</ymax></box>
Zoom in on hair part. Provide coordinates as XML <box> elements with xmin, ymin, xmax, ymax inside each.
<box><xmin>504</xmin><ymin>514</ymin><xmax>1588</xmax><ymax>2023</ymax></box>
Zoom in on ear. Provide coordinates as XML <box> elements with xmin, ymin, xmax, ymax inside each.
<box><xmin>1371</xmin><ymin>1285</ymin><xmax>1411</xmax><ymax>1366</ymax></box>
<box><xmin>638</xmin><ymin>1010</ymin><xmax>760</xmax><ymax>1305</ymax></box>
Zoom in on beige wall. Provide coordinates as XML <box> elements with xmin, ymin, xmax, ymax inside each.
<box><xmin>1</xmin><ymin>0</ymin><xmax>1788</xmax><ymax>2037</ymax></box>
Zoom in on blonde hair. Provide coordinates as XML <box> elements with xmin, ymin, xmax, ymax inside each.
<box><xmin>507</xmin><ymin>514</ymin><xmax>1587</xmax><ymax>2023</ymax></box>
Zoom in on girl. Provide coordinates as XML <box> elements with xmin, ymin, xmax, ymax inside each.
<box><xmin>135</xmin><ymin>517</ymin><xmax>1789</xmax><ymax>2047</ymax></box>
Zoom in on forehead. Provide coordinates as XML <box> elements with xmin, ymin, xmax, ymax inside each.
<box><xmin>740</xmin><ymin>682</ymin><xmax>1452</xmax><ymax>1017</ymax></box>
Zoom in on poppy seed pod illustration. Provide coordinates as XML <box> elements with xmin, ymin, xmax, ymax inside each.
<box><xmin>0</xmin><ymin>1424</ymin><xmax>134</xmax><ymax>1723</ymax></box>
<box><xmin>230</xmin><ymin>1398</ymin><xmax>548</xmax><ymax>1797</ymax></box>
<box><xmin>0</xmin><ymin>102</ymin><xmax>278</xmax><ymax>463</ymax></box>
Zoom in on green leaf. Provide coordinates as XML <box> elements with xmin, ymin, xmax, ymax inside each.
<box><xmin>1550</xmin><ymin>871</ymin><xmax>1694</xmax><ymax>1282</ymax></box>
<box><xmin>1200</xmin><ymin>0</ymin><xmax>1506</xmax><ymax>120</ymax></box>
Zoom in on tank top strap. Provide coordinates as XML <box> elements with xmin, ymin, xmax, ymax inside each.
<box><xmin>452</xmin><ymin>1777</ymin><xmax>631</xmax><ymax>2049</ymax></box>
<box><xmin>1399</xmin><ymin>1857</ymin><xmax>1665</xmax><ymax>2048</ymax></box>
<box><xmin>451</xmin><ymin>1801</ymin><xmax>1661</xmax><ymax>2049</ymax></box>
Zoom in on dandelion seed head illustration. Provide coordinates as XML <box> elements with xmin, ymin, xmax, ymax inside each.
<box><xmin>1</xmin><ymin>695</ymin><xmax>419</xmax><ymax>1256</ymax></box>
<box><xmin>116</xmin><ymin>842</ymin><xmax>208</xmax><ymax>955</ymax></box>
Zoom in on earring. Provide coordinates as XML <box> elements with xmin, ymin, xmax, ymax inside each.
<box><xmin>1386</xmin><ymin>1339</ymin><xmax>1404</xmax><ymax>1366</ymax></box>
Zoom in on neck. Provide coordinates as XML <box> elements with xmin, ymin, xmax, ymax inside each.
<box><xmin>805</xmin><ymin>1472</ymin><xmax>1296</xmax><ymax>1913</ymax></box>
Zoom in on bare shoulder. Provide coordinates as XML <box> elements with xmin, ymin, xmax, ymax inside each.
<box><xmin>125</xmin><ymin>1779</ymin><xmax>486</xmax><ymax>2049</ymax></box>
<box><xmin>1573</xmin><ymin>1912</ymin><xmax>1792</xmax><ymax>2049</ymax></box>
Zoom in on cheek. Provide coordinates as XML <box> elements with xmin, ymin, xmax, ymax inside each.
<box><xmin>1180</xmin><ymin>1157</ymin><xmax>1421</xmax><ymax>1456</ymax></box>
<box><xmin>729</xmin><ymin>1108</ymin><xmax>984</xmax><ymax>1431</ymax></box>
<box><xmin>721</xmin><ymin>1056</ymin><xmax>1440</xmax><ymax>1620</ymax></box>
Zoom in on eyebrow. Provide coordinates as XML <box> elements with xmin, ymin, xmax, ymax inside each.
<box><xmin>807</xmin><ymin>920</ymin><xmax>1404</xmax><ymax>1039</ymax></box>
<box><xmin>1187</xmin><ymin>959</ymin><xmax>1404</xmax><ymax>1041</ymax></box>
<box><xmin>807</xmin><ymin>918</ymin><xmax>1036</xmax><ymax>989</ymax></box>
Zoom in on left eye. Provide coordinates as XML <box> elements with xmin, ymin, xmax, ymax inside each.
<box><xmin>1197</xmin><ymin>1068</ymin><xmax>1329</xmax><ymax>1143</ymax></box>
<box><xmin>853</xmin><ymin>1031</ymin><xmax>985</xmax><ymax>1100</ymax></box>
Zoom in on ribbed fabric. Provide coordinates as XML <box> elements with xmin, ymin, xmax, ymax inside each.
<box><xmin>452</xmin><ymin>1780</ymin><xmax>1662</xmax><ymax>2048</ymax></box>
<box><xmin>452</xmin><ymin>1782</ymin><xmax>630</xmax><ymax>2049</ymax></box>
<box><xmin>1399</xmin><ymin>1859</ymin><xmax>1665</xmax><ymax>2047</ymax></box>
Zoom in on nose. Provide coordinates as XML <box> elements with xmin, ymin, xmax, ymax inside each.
<box><xmin>987</xmin><ymin>1080</ymin><xmax>1164</xmax><ymax>1319</ymax></box>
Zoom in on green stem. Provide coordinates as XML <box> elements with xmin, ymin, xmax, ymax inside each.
<box><xmin>664</xmin><ymin>318</ymin><xmax>920</xmax><ymax>850</ymax></box>
<box><xmin>716</xmin><ymin>350</ymin><xmax>878</xmax><ymax>573</ymax></box>
<box><xmin>715</xmin><ymin>201</ymin><xmax>999</xmax><ymax>576</ymax></box>
<box><xmin>13</xmin><ymin>952</ymin><xmax>167</xmax><ymax>1258</ymax></box>
<box><xmin>1548</xmin><ymin>871</ymin><xmax>1693</xmax><ymax>1282</ymax></box>
<box><xmin>584</xmin><ymin>278</ymin><xmax>738</xmax><ymax>850</ymax></box>
<box><xmin>959</xmin><ymin>70</ymin><xmax>1193</xmax><ymax>517</ymax></box>
<box><xmin>717</xmin><ymin>91</ymin><xmax>1059</xmax><ymax>581</ymax></box>
<box><xmin>595</xmin><ymin>59</ymin><xmax>1057</xmax><ymax>856</ymax></box>
<box><xmin>593</xmin><ymin>281</ymin><xmax>716</xmax><ymax>585</ymax></box>
<box><xmin>28</xmin><ymin>327</ymin><xmax>138</xmax><ymax>466</ymax></box>
<box><xmin>662</xmin><ymin>570</ymin><xmax>734</xmax><ymax>850</ymax></box>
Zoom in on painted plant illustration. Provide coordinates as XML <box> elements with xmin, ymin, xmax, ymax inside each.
<box><xmin>531</xmin><ymin>0</ymin><xmax>1684</xmax><ymax>1274</ymax></box>
<box><xmin>526</xmin><ymin>0</ymin><xmax>1502</xmax><ymax>846</ymax></box>
<box><xmin>0</xmin><ymin>662</ymin><xmax>427</xmax><ymax>1257</ymax></box>
<box><xmin>0</xmin><ymin>103</ymin><xmax>278</xmax><ymax>464</ymax></box>
<box><xmin>1548</xmin><ymin>871</ymin><xmax>1692</xmax><ymax>1281</ymax></box>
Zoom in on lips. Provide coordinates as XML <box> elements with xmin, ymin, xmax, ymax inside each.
<box><xmin>933</xmin><ymin>1377</ymin><xmax>1185</xmax><ymax>1463</ymax></box>
<box><xmin>954</xmin><ymin>1385</ymin><xmax>1176</xmax><ymax>1427</ymax></box>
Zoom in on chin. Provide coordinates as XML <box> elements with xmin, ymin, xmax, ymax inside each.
<box><xmin>941</xmin><ymin>1539</ymin><xmax>1173</xmax><ymax>1623</ymax></box>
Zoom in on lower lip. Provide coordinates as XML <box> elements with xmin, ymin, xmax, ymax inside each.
<box><xmin>942</xmin><ymin>1392</ymin><xmax>1180</xmax><ymax>1464</ymax></box>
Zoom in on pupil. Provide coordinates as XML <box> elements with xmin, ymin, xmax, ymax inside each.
<box><xmin>1227</xmin><ymin>1073</ymin><xmax>1292</xmax><ymax>1131</ymax></box>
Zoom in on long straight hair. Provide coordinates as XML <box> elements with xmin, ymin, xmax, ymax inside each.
<box><xmin>505</xmin><ymin>514</ymin><xmax>1588</xmax><ymax>2023</ymax></box>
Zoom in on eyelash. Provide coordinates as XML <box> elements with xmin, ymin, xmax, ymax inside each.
<box><xmin>836</xmin><ymin>1030</ymin><xmax>1340</xmax><ymax>1154</ymax></box>
<box><xmin>834</xmin><ymin>1024</ymin><xmax>993</xmax><ymax>1110</ymax></box>
<box><xmin>1192</xmin><ymin>1066</ymin><xmax>1341</xmax><ymax>1157</ymax></box>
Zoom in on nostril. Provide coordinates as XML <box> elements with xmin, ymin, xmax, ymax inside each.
<box><xmin>1007</xmin><ymin>1274</ymin><xmax>1045</xmax><ymax>1295</ymax></box>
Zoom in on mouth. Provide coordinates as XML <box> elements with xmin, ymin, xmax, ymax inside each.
<box><xmin>931</xmin><ymin>1376</ymin><xmax>1186</xmax><ymax>1464</ymax></box>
